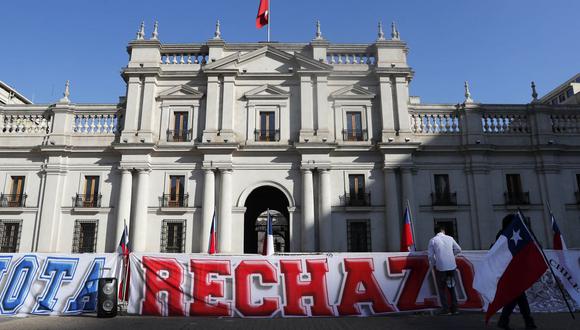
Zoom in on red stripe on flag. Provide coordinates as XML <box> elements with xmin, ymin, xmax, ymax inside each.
<box><xmin>256</xmin><ymin>0</ymin><xmax>269</xmax><ymax>29</ymax></box>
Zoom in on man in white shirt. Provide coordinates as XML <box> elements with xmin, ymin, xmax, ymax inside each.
<box><xmin>428</xmin><ymin>225</ymin><xmax>462</xmax><ymax>315</ymax></box>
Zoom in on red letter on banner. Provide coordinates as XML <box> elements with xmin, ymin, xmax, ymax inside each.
<box><xmin>235</xmin><ymin>260</ymin><xmax>279</xmax><ymax>316</ymax></box>
<box><xmin>337</xmin><ymin>258</ymin><xmax>395</xmax><ymax>315</ymax></box>
<box><xmin>456</xmin><ymin>257</ymin><xmax>484</xmax><ymax>309</ymax></box>
<box><xmin>280</xmin><ymin>259</ymin><xmax>333</xmax><ymax>316</ymax></box>
<box><xmin>387</xmin><ymin>255</ymin><xmax>438</xmax><ymax>311</ymax></box>
<box><xmin>141</xmin><ymin>257</ymin><xmax>185</xmax><ymax>316</ymax></box>
<box><xmin>190</xmin><ymin>260</ymin><xmax>231</xmax><ymax>316</ymax></box>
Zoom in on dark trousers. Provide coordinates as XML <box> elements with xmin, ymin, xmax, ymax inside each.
<box><xmin>435</xmin><ymin>269</ymin><xmax>458</xmax><ymax>312</ymax></box>
<box><xmin>499</xmin><ymin>293</ymin><xmax>534</xmax><ymax>326</ymax></box>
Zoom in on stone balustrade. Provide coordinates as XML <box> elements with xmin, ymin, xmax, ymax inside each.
<box><xmin>409</xmin><ymin>111</ymin><xmax>460</xmax><ymax>134</ymax></box>
<box><xmin>481</xmin><ymin>112</ymin><xmax>529</xmax><ymax>134</ymax></box>
<box><xmin>550</xmin><ymin>113</ymin><xmax>580</xmax><ymax>133</ymax></box>
<box><xmin>73</xmin><ymin>112</ymin><xmax>123</xmax><ymax>135</ymax></box>
<box><xmin>0</xmin><ymin>111</ymin><xmax>52</xmax><ymax>135</ymax></box>
<box><xmin>161</xmin><ymin>52</ymin><xmax>208</xmax><ymax>65</ymax></box>
<box><xmin>326</xmin><ymin>52</ymin><xmax>375</xmax><ymax>65</ymax></box>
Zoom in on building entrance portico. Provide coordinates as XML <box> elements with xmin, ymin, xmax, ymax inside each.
<box><xmin>243</xmin><ymin>185</ymin><xmax>291</xmax><ymax>254</ymax></box>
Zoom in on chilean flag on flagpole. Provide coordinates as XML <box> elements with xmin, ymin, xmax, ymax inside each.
<box><xmin>117</xmin><ymin>220</ymin><xmax>130</xmax><ymax>256</ymax></box>
<box><xmin>208</xmin><ymin>211</ymin><xmax>217</xmax><ymax>254</ymax></box>
<box><xmin>400</xmin><ymin>206</ymin><xmax>415</xmax><ymax>252</ymax></box>
<box><xmin>256</xmin><ymin>0</ymin><xmax>269</xmax><ymax>28</ymax></box>
<box><xmin>473</xmin><ymin>214</ymin><xmax>547</xmax><ymax>323</ymax></box>
<box><xmin>551</xmin><ymin>213</ymin><xmax>566</xmax><ymax>250</ymax></box>
<box><xmin>262</xmin><ymin>209</ymin><xmax>274</xmax><ymax>256</ymax></box>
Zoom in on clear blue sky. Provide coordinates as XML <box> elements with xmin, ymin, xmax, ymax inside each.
<box><xmin>1</xmin><ymin>0</ymin><xmax>578</xmax><ymax>104</ymax></box>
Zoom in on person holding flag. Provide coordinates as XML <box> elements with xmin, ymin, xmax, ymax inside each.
<box><xmin>428</xmin><ymin>224</ymin><xmax>462</xmax><ymax>315</ymax></box>
<box><xmin>262</xmin><ymin>209</ymin><xmax>274</xmax><ymax>256</ymax></box>
<box><xmin>473</xmin><ymin>213</ymin><xmax>546</xmax><ymax>329</ymax></box>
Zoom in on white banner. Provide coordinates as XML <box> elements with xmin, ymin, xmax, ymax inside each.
<box><xmin>0</xmin><ymin>253</ymin><xmax>119</xmax><ymax>316</ymax></box>
<box><xmin>128</xmin><ymin>251</ymin><xmax>580</xmax><ymax>317</ymax></box>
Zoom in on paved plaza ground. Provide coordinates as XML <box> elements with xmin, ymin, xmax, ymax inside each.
<box><xmin>0</xmin><ymin>312</ymin><xmax>577</xmax><ymax>330</ymax></box>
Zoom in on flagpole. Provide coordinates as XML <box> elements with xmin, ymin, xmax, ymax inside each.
<box><xmin>517</xmin><ymin>209</ymin><xmax>575</xmax><ymax>319</ymax></box>
<box><xmin>406</xmin><ymin>199</ymin><xmax>417</xmax><ymax>251</ymax></box>
<box><xmin>267</xmin><ymin>0</ymin><xmax>271</xmax><ymax>42</ymax></box>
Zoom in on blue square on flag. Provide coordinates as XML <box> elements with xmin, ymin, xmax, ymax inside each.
<box><xmin>502</xmin><ymin>218</ymin><xmax>532</xmax><ymax>256</ymax></box>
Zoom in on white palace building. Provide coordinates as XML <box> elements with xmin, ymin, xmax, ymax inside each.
<box><xmin>1</xmin><ymin>22</ymin><xmax>580</xmax><ymax>254</ymax></box>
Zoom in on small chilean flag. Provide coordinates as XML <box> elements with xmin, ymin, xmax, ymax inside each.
<box><xmin>262</xmin><ymin>209</ymin><xmax>274</xmax><ymax>256</ymax></box>
<box><xmin>551</xmin><ymin>213</ymin><xmax>566</xmax><ymax>250</ymax></box>
<box><xmin>117</xmin><ymin>220</ymin><xmax>130</xmax><ymax>256</ymax></box>
<box><xmin>473</xmin><ymin>214</ymin><xmax>547</xmax><ymax>323</ymax></box>
<box><xmin>256</xmin><ymin>0</ymin><xmax>269</xmax><ymax>29</ymax></box>
<box><xmin>400</xmin><ymin>207</ymin><xmax>415</xmax><ymax>252</ymax></box>
<box><xmin>208</xmin><ymin>211</ymin><xmax>217</xmax><ymax>254</ymax></box>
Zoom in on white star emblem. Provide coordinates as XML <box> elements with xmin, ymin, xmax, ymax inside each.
<box><xmin>510</xmin><ymin>229</ymin><xmax>522</xmax><ymax>246</ymax></box>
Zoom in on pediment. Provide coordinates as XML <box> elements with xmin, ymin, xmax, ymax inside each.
<box><xmin>204</xmin><ymin>46</ymin><xmax>332</xmax><ymax>73</ymax></box>
<box><xmin>330</xmin><ymin>85</ymin><xmax>376</xmax><ymax>100</ymax></box>
<box><xmin>157</xmin><ymin>85</ymin><xmax>204</xmax><ymax>100</ymax></box>
<box><xmin>244</xmin><ymin>84</ymin><xmax>289</xmax><ymax>100</ymax></box>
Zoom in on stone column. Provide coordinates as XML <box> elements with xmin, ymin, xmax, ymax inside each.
<box><xmin>318</xmin><ymin>169</ymin><xmax>332</xmax><ymax>251</ymax></box>
<box><xmin>36</xmin><ymin>167</ymin><xmax>66</xmax><ymax>252</ymax></box>
<box><xmin>218</xmin><ymin>169</ymin><xmax>233</xmax><ymax>253</ymax></box>
<box><xmin>220</xmin><ymin>75</ymin><xmax>236</xmax><ymax>141</ymax></box>
<box><xmin>384</xmin><ymin>168</ymin><xmax>400</xmax><ymax>251</ymax></box>
<box><xmin>131</xmin><ymin>169</ymin><xmax>150</xmax><ymax>252</ymax></box>
<box><xmin>315</xmin><ymin>76</ymin><xmax>331</xmax><ymax>141</ymax></box>
<box><xmin>379</xmin><ymin>76</ymin><xmax>395</xmax><ymax>141</ymax></box>
<box><xmin>139</xmin><ymin>76</ymin><xmax>157</xmax><ymax>142</ymax></box>
<box><xmin>299</xmin><ymin>75</ymin><xmax>314</xmax><ymax>141</ymax></box>
<box><xmin>394</xmin><ymin>76</ymin><xmax>411</xmax><ymax>135</ymax></box>
<box><xmin>115</xmin><ymin>169</ymin><xmax>133</xmax><ymax>245</ymax></box>
<box><xmin>200</xmin><ymin>169</ymin><xmax>215</xmax><ymax>252</ymax></box>
<box><xmin>301</xmin><ymin>169</ymin><xmax>315</xmax><ymax>251</ymax></box>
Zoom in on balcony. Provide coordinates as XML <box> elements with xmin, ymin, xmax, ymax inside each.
<box><xmin>342</xmin><ymin>129</ymin><xmax>367</xmax><ymax>141</ymax></box>
<box><xmin>167</xmin><ymin>129</ymin><xmax>192</xmax><ymax>142</ymax></box>
<box><xmin>504</xmin><ymin>192</ymin><xmax>530</xmax><ymax>205</ymax></box>
<box><xmin>345</xmin><ymin>193</ymin><xmax>371</xmax><ymax>206</ymax></box>
<box><xmin>254</xmin><ymin>129</ymin><xmax>280</xmax><ymax>142</ymax></box>
<box><xmin>160</xmin><ymin>194</ymin><xmax>189</xmax><ymax>208</ymax></box>
<box><xmin>74</xmin><ymin>194</ymin><xmax>102</xmax><ymax>208</ymax></box>
<box><xmin>431</xmin><ymin>192</ymin><xmax>457</xmax><ymax>206</ymax></box>
<box><xmin>0</xmin><ymin>194</ymin><xmax>27</xmax><ymax>207</ymax></box>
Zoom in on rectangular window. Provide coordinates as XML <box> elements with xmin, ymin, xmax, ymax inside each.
<box><xmin>506</xmin><ymin>174</ymin><xmax>522</xmax><ymax>195</ymax></box>
<box><xmin>347</xmin><ymin>220</ymin><xmax>371</xmax><ymax>252</ymax></box>
<box><xmin>0</xmin><ymin>220</ymin><xmax>22</xmax><ymax>253</ymax></box>
<box><xmin>72</xmin><ymin>220</ymin><xmax>98</xmax><ymax>253</ymax></box>
<box><xmin>566</xmin><ymin>88</ymin><xmax>574</xmax><ymax>98</ymax></box>
<box><xmin>168</xmin><ymin>175</ymin><xmax>186</xmax><ymax>207</ymax></box>
<box><xmin>172</xmin><ymin>112</ymin><xmax>189</xmax><ymax>142</ymax></box>
<box><xmin>348</xmin><ymin>174</ymin><xmax>369</xmax><ymax>206</ymax></box>
<box><xmin>259</xmin><ymin>111</ymin><xmax>276</xmax><ymax>141</ymax></box>
<box><xmin>434</xmin><ymin>218</ymin><xmax>458</xmax><ymax>242</ymax></box>
<box><xmin>161</xmin><ymin>220</ymin><xmax>185</xmax><ymax>253</ymax></box>
<box><xmin>345</xmin><ymin>112</ymin><xmax>363</xmax><ymax>141</ymax></box>
<box><xmin>7</xmin><ymin>176</ymin><xmax>25</xmax><ymax>207</ymax></box>
<box><xmin>551</xmin><ymin>98</ymin><xmax>558</xmax><ymax>105</ymax></box>
<box><xmin>81</xmin><ymin>176</ymin><xmax>100</xmax><ymax>207</ymax></box>
<box><xmin>434</xmin><ymin>174</ymin><xmax>450</xmax><ymax>196</ymax></box>
<box><xmin>559</xmin><ymin>94</ymin><xmax>566</xmax><ymax>102</ymax></box>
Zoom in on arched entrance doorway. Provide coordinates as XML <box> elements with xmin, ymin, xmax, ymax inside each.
<box><xmin>243</xmin><ymin>186</ymin><xmax>290</xmax><ymax>254</ymax></box>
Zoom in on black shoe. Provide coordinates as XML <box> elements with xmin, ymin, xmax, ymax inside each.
<box><xmin>497</xmin><ymin>319</ymin><xmax>512</xmax><ymax>330</ymax></box>
<box><xmin>437</xmin><ymin>308</ymin><xmax>451</xmax><ymax>315</ymax></box>
<box><xmin>525</xmin><ymin>322</ymin><xmax>538</xmax><ymax>329</ymax></box>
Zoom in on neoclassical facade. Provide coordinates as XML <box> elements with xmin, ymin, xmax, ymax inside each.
<box><xmin>1</xmin><ymin>22</ymin><xmax>579</xmax><ymax>254</ymax></box>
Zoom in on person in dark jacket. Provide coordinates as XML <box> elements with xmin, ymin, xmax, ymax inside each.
<box><xmin>495</xmin><ymin>214</ymin><xmax>538</xmax><ymax>330</ymax></box>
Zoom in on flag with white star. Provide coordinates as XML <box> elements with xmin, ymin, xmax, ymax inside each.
<box><xmin>473</xmin><ymin>214</ymin><xmax>547</xmax><ymax>324</ymax></box>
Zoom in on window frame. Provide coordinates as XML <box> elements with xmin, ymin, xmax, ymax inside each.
<box><xmin>346</xmin><ymin>219</ymin><xmax>371</xmax><ymax>252</ymax></box>
<box><xmin>0</xmin><ymin>220</ymin><xmax>22</xmax><ymax>253</ymax></box>
<box><xmin>72</xmin><ymin>220</ymin><xmax>98</xmax><ymax>253</ymax></box>
<box><xmin>434</xmin><ymin>218</ymin><xmax>458</xmax><ymax>242</ymax></box>
<box><xmin>161</xmin><ymin>219</ymin><xmax>186</xmax><ymax>253</ymax></box>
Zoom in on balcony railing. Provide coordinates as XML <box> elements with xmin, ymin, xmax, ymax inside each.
<box><xmin>161</xmin><ymin>194</ymin><xmax>189</xmax><ymax>208</ymax></box>
<box><xmin>504</xmin><ymin>192</ymin><xmax>530</xmax><ymax>205</ymax></box>
<box><xmin>167</xmin><ymin>129</ymin><xmax>192</xmax><ymax>142</ymax></box>
<box><xmin>0</xmin><ymin>194</ymin><xmax>27</xmax><ymax>207</ymax></box>
<box><xmin>431</xmin><ymin>192</ymin><xmax>457</xmax><ymax>206</ymax></box>
<box><xmin>342</xmin><ymin>129</ymin><xmax>368</xmax><ymax>141</ymax></box>
<box><xmin>345</xmin><ymin>193</ymin><xmax>371</xmax><ymax>206</ymax></box>
<box><xmin>74</xmin><ymin>194</ymin><xmax>102</xmax><ymax>208</ymax></box>
<box><xmin>254</xmin><ymin>129</ymin><xmax>280</xmax><ymax>142</ymax></box>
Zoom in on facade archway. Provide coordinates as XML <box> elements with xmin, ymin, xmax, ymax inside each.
<box><xmin>243</xmin><ymin>185</ymin><xmax>290</xmax><ymax>254</ymax></box>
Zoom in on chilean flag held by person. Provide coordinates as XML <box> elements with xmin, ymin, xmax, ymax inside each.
<box><xmin>400</xmin><ymin>206</ymin><xmax>415</xmax><ymax>252</ymax></box>
<box><xmin>473</xmin><ymin>215</ymin><xmax>547</xmax><ymax>323</ymax></box>
<box><xmin>262</xmin><ymin>209</ymin><xmax>274</xmax><ymax>256</ymax></box>
<box><xmin>208</xmin><ymin>211</ymin><xmax>217</xmax><ymax>254</ymax></box>
<box><xmin>256</xmin><ymin>0</ymin><xmax>269</xmax><ymax>29</ymax></box>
